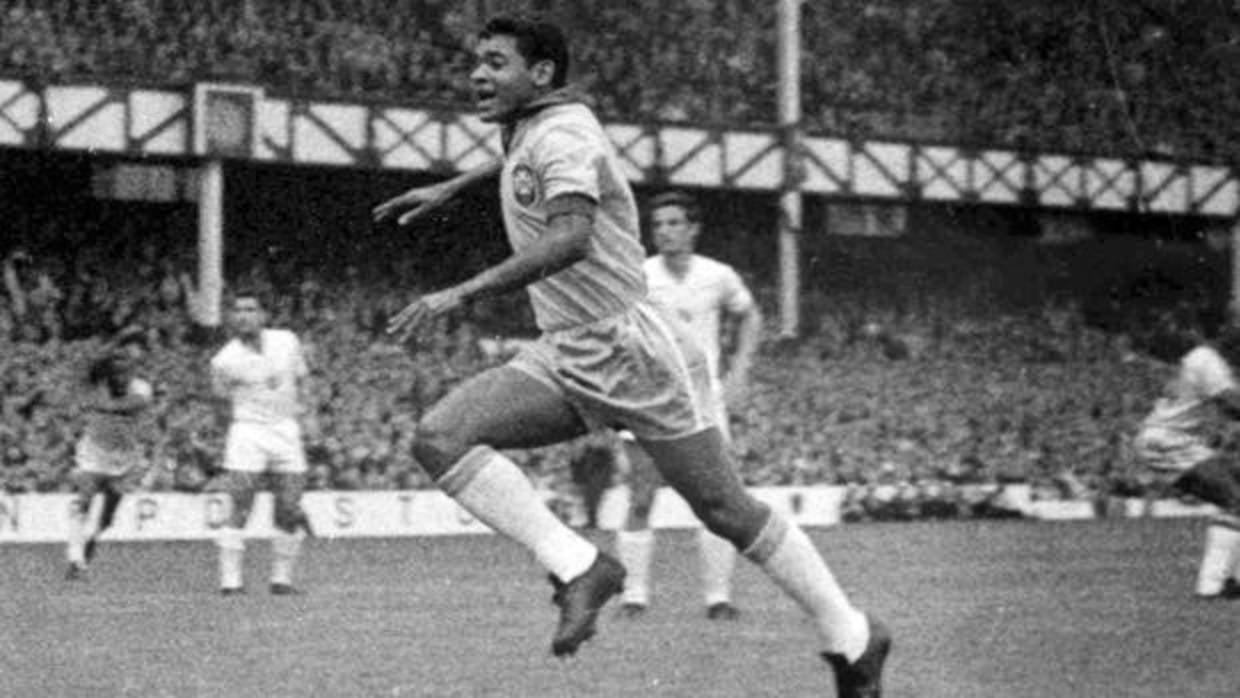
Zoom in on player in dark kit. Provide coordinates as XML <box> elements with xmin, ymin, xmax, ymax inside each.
<box><xmin>65</xmin><ymin>331</ymin><xmax>154</xmax><ymax>579</ymax></box>
<box><xmin>374</xmin><ymin>15</ymin><xmax>890</xmax><ymax>695</ymax></box>
<box><xmin>1135</xmin><ymin>324</ymin><xmax>1240</xmax><ymax>598</ymax></box>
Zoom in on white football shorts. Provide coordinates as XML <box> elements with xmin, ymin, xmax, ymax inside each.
<box><xmin>223</xmin><ymin>419</ymin><xmax>307</xmax><ymax>474</ymax></box>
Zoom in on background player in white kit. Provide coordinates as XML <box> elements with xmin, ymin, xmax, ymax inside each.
<box><xmin>65</xmin><ymin>331</ymin><xmax>155</xmax><ymax>580</ymax></box>
<box><xmin>1135</xmin><ymin>325</ymin><xmax>1240</xmax><ymax>598</ymax></box>
<box><xmin>211</xmin><ymin>292</ymin><xmax>315</xmax><ymax>595</ymax></box>
<box><xmin>616</xmin><ymin>191</ymin><xmax>762</xmax><ymax>620</ymax></box>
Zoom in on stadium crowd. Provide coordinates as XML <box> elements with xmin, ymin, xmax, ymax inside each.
<box><xmin>0</xmin><ymin>0</ymin><xmax>1235</xmax><ymax>160</ymax></box>
<box><xmin>0</xmin><ymin>215</ymin><xmax>1179</xmax><ymax>515</ymax></box>
<box><xmin>0</xmin><ymin>0</ymin><xmax>1232</xmax><ymax>519</ymax></box>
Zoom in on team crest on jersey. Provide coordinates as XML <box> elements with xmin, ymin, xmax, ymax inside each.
<box><xmin>512</xmin><ymin>164</ymin><xmax>539</xmax><ymax>207</ymax></box>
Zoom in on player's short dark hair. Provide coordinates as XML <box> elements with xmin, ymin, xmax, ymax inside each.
<box><xmin>480</xmin><ymin>15</ymin><xmax>570</xmax><ymax>88</ymax></box>
<box><xmin>648</xmin><ymin>191</ymin><xmax>700</xmax><ymax>224</ymax></box>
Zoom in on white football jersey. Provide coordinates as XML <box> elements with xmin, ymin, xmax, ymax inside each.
<box><xmin>210</xmin><ymin>329</ymin><xmax>308</xmax><ymax>424</ymax></box>
<box><xmin>644</xmin><ymin>254</ymin><xmax>754</xmax><ymax>378</ymax></box>
<box><xmin>1136</xmin><ymin>345</ymin><xmax>1235</xmax><ymax>471</ymax></box>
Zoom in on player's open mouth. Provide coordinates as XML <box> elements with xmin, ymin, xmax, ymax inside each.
<box><xmin>475</xmin><ymin>90</ymin><xmax>496</xmax><ymax>111</ymax></box>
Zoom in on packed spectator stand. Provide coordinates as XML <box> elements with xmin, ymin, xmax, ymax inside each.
<box><xmin>0</xmin><ymin>1</ymin><xmax>1235</xmax><ymax>519</ymax></box>
<box><xmin>0</xmin><ymin>0</ymin><xmax>1235</xmax><ymax>159</ymax></box>
<box><xmin>0</xmin><ymin>191</ymin><xmax>1196</xmax><ymax>514</ymax></box>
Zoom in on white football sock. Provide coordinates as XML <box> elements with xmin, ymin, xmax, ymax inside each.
<box><xmin>439</xmin><ymin>446</ymin><xmax>597</xmax><ymax>583</ymax></box>
<box><xmin>66</xmin><ymin>511</ymin><xmax>89</xmax><ymax>566</ymax></box>
<box><xmin>1232</xmin><ymin>539</ymin><xmax>1240</xmax><ymax>582</ymax></box>
<box><xmin>1196</xmin><ymin>521</ymin><xmax>1240</xmax><ymax>596</ymax></box>
<box><xmin>617</xmin><ymin>529</ymin><xmax>655</xmax><ymax>605</ymax></box>
<box><xmin>744</xmin><ymin>512</ymin><xmax>869</xmax><ymax>661</ymax></box>
<box><xmin>698</xmin><ymin>527</ymin><xmax>737</xmax><ymax>607</ymax></box>
<box><xmin>270</xmin><ymin>530</ymin><xmax>305</xmax><ymax>586</ymax></box>
<box><xmin>218</xmin><ymin>527</ymin><xmax>246</xmax><ymax>590</ymax></box>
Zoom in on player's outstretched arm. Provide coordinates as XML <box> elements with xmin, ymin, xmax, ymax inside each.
<box><xmin>372</xmin><ymin>161</ymin><xmax>502</xmax><ymax>227</ymax></box>
<box><xmin>386</xmin><ymin>195</ymin><xmax>594</xmax><ymax>342</ymax></box>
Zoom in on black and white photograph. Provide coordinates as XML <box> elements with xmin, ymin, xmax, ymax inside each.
<box><xmin>1</xmin><ymin>1</ymin><xmax>1238</xmax><ymax>696</ymax></box>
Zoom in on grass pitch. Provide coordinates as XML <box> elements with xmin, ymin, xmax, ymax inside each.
<box><xmin>2</xmin><ymin>518</ymin><xmax>1238</xmax><ymax>697</ymax></box>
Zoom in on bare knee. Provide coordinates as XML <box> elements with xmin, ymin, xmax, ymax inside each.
<box><xmin>625</xmin><ymin>487</ymin><xmax>655</xmax><ymax>530</ymax></box>
<box><xmin>70</xmin><ymin>493</ymin><xmax>91</xmax><ymax>518</ymax></box>
<box><xmin>70</xmin><ymin>473</ymin><xmax>99</xmax><ymax>511</ymax></box>
<box><xmin>70</xmin><ymin>480</ymin><xmax>94</xmax><ymax>516</ymax></box>
<box><xmin>411</xmin><ymin>420</ymin><xmax>474</xmax><ymax>481</ymax></box>
<box><xmin>266</xmin><ymin>482</ymin><xmax>301</xmax><ymax>534</ymax></box>
<box><xmin>228</xmin><ymin>502</ymin><xmax>253</xmax><ymax>529</ymax></box>
<box><xmin>691</xmin><ymin>495</ymin><xmax>769</xmax><ymax>548</ymax></box>
<box><xmin>224</xmin><ymin>473</ymin><xmax>258</xmax><ymax>528</ymax></box>
<box><xmin>273</xmin><ymin>503</ymin><xmax>301</xmax><ymax>533</ymax></box>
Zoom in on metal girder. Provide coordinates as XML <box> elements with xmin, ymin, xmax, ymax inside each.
<box><xmin>0</xmin><ymin>78</ymin><xmax>1235</xmax><ymax>217</ymax></box>
<box><xmin>0</xmin><ymin>80</ymin><xmax>41</xmax><ymax>148</ymax></box>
